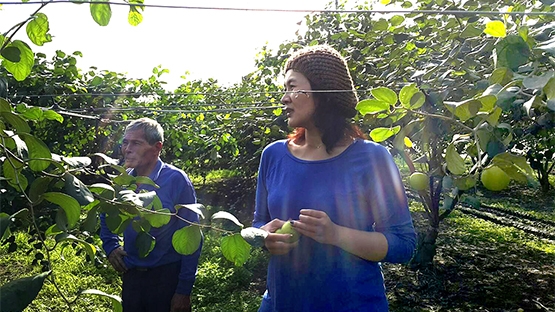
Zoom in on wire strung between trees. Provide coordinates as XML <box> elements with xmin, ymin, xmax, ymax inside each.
<box><xmin>12</xmin><ymin>89</ymin><xmax>369</xmax><ymax>100</ymax></box>
<box><xmin>1</xmin><ymin>1</ymin><xmax>554</xmax><ymax>16</ymax></box>
<box><xmin>66</xmin><ymin>105</ymin><xmax>282</xmax><ymax>114</ymax></box>
<box><xmin>66</xmin><ymin>100</ymin><xmax>279</xmax><ymax>110</ymax></box>
<box><xmin>54</xmin><ymin>104</ymin><xmax>284</xmax><ymax>123</ymax></box>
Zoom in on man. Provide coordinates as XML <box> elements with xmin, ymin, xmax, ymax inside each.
<box><xmin>100</xmin><ymin>117</ymin><xmax>201</xmax><ymax>312</ymax></box>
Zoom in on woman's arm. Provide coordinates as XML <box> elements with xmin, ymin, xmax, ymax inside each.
<box><xmin>294</xmin><ymin>209</ymin><xmax>388</xmax><ymax>261</ymax></box>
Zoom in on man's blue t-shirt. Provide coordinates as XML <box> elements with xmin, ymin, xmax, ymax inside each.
<box><xmin>253</xmin><ymin>139</ymin><xmax>416</xmax><ymax>312</ymax></box>
<box><xmin>100</xmin><ymin>159</ymin><xmax>200</xmax><ymax>295</ymax></box>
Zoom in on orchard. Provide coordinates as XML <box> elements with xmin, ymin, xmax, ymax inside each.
<box><xmin>1</xmin><ymin>0</ymin><xmax>554</xmax><ymax>311</ymax></box>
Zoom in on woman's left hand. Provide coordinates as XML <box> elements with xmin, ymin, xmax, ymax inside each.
<box><xmin>294</xmin><ymin>209</ymin><xmax>339</xmax><ymax>245</ymax></box>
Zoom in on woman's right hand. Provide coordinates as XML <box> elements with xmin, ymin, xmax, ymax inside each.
<box><xmin>261</xmin><ymin>219</ymin><xmax>299</xmax><ymax>255</ymax></box>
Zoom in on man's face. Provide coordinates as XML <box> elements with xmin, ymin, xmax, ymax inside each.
<box><xmin>121</xmin><ymin>129</ymin><xmax>161</xmax><ymax>174</ymax></box>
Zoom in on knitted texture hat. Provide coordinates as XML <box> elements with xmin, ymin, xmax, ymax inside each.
<box><xmin>284</xmin><ymin>45</ymin><xmax>359</xmax><ymax>118</ymax></box>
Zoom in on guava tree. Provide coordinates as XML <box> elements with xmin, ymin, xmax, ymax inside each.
<box><xmin>0</xmin><ymin>94</ymin><xmax>269</xmax><ymax>311</ymax></box>
<box><xmin>349</xmin><ymin>1</ymin><xmax>552</xmax><ymax>265</ymax></box>
<box><xmin>252</xmin><ymin>0</ymin><xmax>553</xmax><ymax>266</ymax></box>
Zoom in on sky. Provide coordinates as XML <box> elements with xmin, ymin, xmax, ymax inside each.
<box><xmin>1</xmin><ymin>0</ymin><xmax>347</xmax><ymax>90</ymax></box>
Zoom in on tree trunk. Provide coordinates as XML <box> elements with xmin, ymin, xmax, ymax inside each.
<box><xmin>539</xmin><ymin>171</ymin><xmax>552</xmax><ymax>193</ymax></box>
<box><xmin>410</xmin><ymin>226</ymin><xmax>439</xmax><ymax>268</ymax></box>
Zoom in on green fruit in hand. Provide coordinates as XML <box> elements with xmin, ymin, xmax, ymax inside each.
<box><xmin>275</xmin><ymin>221</ymin><xmax>300</xmax><ymax>243</ymax></box>
<box><xmin>409</xmin><ymin>172</ymin><xmax>429</xmax><ymax>191</ymax></box>
<box><xmin>481</xmin><ymin>166</ymin><xmax>510</xmax><ymax>191</ymax></box>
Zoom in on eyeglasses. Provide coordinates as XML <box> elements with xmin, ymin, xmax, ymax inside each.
<box><xmin>284</xmin><ymin>90</ymin><xmax>310</xmax><ymax>98</ymax></box>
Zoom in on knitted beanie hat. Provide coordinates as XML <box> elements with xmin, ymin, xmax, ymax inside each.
<box><xmin>284</xmin><ymin>45</ymin><xmax>359</xmax><ymax>118</ymax></box>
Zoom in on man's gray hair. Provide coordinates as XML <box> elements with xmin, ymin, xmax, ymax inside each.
<box><xmin>125</xmin><ymin>117</ymin><xmax>164</xmax><ymax>144</ymax></box>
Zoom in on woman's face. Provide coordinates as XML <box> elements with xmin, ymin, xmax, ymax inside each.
<box><xmin>281</xmin><ymin>70</ymin><xmax>316</xmax><ymax>129</ymax></box>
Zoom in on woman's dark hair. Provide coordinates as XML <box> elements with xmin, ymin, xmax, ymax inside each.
<box><xmin>284</xmin><ymin>45</ymin><xmax>365</xmax><ymax>152</ymax></box>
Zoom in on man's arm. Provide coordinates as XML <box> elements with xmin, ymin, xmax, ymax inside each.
<box><xmin>170</xmin><ymin>171</ymin><xmax>201</xmax><ymax>309</ymax></box>
<box><xmin>170</xmin><ymin>294</ymin><xmax>191</xmax><ymax>312</ymax></box>
<box><xmin>99</xmin><ymin>213</ymin><xmax>127</xmax><ymax>271</ymax></box>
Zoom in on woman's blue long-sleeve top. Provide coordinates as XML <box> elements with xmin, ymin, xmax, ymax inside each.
<box><xmin>253</xmin><ymin>139</ymin><xmax>416</xmax><ymax>312</ymax></box>
<box><xmin>100</xmin><ymin>159</ymin><xmax>201</xmax><ymax>295</ymax></box>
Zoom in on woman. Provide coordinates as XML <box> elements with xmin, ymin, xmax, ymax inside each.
<box><xmin>252</xmin><ymin>45</ymin><xmax>416</xmax><ymax>312</ymax></box>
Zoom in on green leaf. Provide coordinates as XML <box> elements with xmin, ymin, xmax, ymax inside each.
<box><xmin>221</xmin><ymin>233</ymin><xmax>251</xmax><ymax>266</ymax></box>
<box><xmin>135</xmin><ymin>176</ymin><xmax>158</xmax><ymax>188</ymax></box>
<box><xmin>462</xmin><ymin>195</ymin><xmax>481</xmax><ymax>208</ymax></box>
<box><xmin>495</xmin><ymin>35</ymin><xmax>530</xmax><ymax>71</ymax></box>
<box><xmin>148</xmin><ymin>194</ymin><xmax>163</xmax><ymax>210</ymax></box>
<box><xmin>522</xmin><ymin>71</ymin><xmax>554</xmax><ymax>90</ymax></box>
<box><xmin>121</xmin><ymin>191</ymin><xmax>156</xmax><ymax>208</ymax></box>
<box><xmin>371</xmin><ymin>87</ymin><xmax>397</xmax><ymax>105</ymax></box>
<box><xmin>407</xmin><ymin>91</ymin><xmax>425</xmax><ymax>109</ymax></box>
<box><xmin>82</xmin><ymin>206</ymin><xmax>98</xmax><ymax>233</ymax></box>
<box><xmin>128</xmin><ymin>6</ymin><xmax>143</xmax><ymax>26</ymax></box>
<box><xmin>131</xmin><ymin>218</ymin><xmax>151</xmax><ymax>234</ymax></box>
<box><xmin>484</xmin><ymin>20</ymin><xmax>506</xmax><ymax>38</ymax></box>
<box><xmin>26</xmin><ymin>13</ymin><xmax>52</xmax><ymax>46</ymax></box>
<box><xmin>478</xmin><ymin>95</ymin><xmax>498</xmax><ymax>113</ymax></box>
<box><xmin>91</xmin><ymin>152</ymin><xmax>119</xmax><ymax>165</ymax></box>
<box><xmin>543</xmin><ymin>77</ymin><xmax>555</xmax><ymax>100</ymax></box>
<box><xmin>90</xmin><ymin>0</ymin><xmax>112</xmax><ymax>26</ymax></box>
<box><xmin>64</xmin><ymin>173</ymin><xmax>94</xmax><ymax>206</ymax></box>
<box><xmin>446</xmin><ymin>144</ymin><xmax>466</xmax><ymax>175</ymax></box>
<box><xmin>29</xmin><ymin>176</ymin><xmax>52</xmax><ymax>203</ymax></box>
<box><xmin>211</xmin><ymin>211</ymin><xmax>244</xmax><ymax>229</ymax></box>
<box><xmin>1</xmin><ymin>112</ymin><xmax>31</xmax><ymax>133</ymax></box>
<box><xmin>114</xmin><ymin>173</ymin><xmax>135</xmax><ymax>186</ymax></box>
<box><xmin>374</xmin><ymin>19</ymin><xmax>388</xmax><ymax>31</ymax></box>
<box><xmin>61</xmin><ymin>156</ymin><xmax>91</xmax><ymax>168</ymax></box>
<box><xmin>142</xmin><ymin>208</ymin><xmax>171</xmax><ymax>228</ymax></box>
<box><xmin>1</xmin><ymin>46</ymin><xmax>21</xmax><ymax>62</ymax></box>
<box><xmin>442</xmin><ymin>195</ymin><xmax>455</xmax><ymax>211</ymax></box>
<box><xmin>369</xmin><ymin>126</ymin><xmax>401</xmax><ymax>142</ymax></box>
<box><xmin>105</xmin><ymin>213</ymin><xmax>122</xmax><ymax>233</ymax></box>
<box><xmin>45</xmin><ymin>224</ymin><xmax>64</xmax><ymax>236</ymax></box>
<box><xmin>57</xmin><ymin>206</ymin><xmax>70</xmax><ymax>231</ymax></box>
<box><xmin>486</xmin><ymin>107</ymin><xmax>502</xmax><ymax>126</ymax></box>
<box><xmin>522</xmin><ymin>95</ymin><xmax>539</xmax><ymax>116</ymax></box>
<box><xmin>43</xmin><ymin>109</ymin><xmax>63</xmax><ymax>123</ymax></box>
<box><xmin>460</xmin><ymin>24</ymin><xmax>483</xmax><ymax>38</ymax></box>
<box><xmin>389</xmin><ymin>15</ymin><xmax>404</xmax><ymax>27</ymax></box>
<box><xmin>18</xmin><ymin>133</ymin><xmax>51</xmax><ymax>171</ymax></box>
<box><xmin>22</xmin><ymin>107</ymin><xmax>43</xmax><ymax>121</ymax></box>
<box><xmin>392</xmin><ymin>120</ymin><xmax>418</xmax><ymax>151</ymax></box>
<box><xmin>3</xmin><ymin>157</ymin><xmax>27</xmax><ymax>192</ymax></box>
<box><xmin>1</xmin><ymin>40</ymin><xmax>34</xmax><ymax>81</ymax></box>
<box><xmin>355</xmin><ymin>99</ymin><xmax>389</xmax><ymax>115</ymax></box>
<box><xmin>240</xmin><ymin>227</ymin><xmax>268</xmax><ymax>248</ymax></box>
<box><xmin>175</xmin><ymin>203</ymin><xmax>205</xmax><ymax>219</ymax></box>
<box><xmin>453</xmin><ymin>175</ymin><xmax>477</xmax><ymax>191</ymax></box>
<box><xmin>491</xmin><ymin>152</ymin><xmax>536</xmax><ymax>184</ymax></box>
<box><xmin>172</xmin><ymin>225</ymin><xmax>202</xmax><ymax>255</ymax></box>
<box><xmin>444</xmin><ymin>99</ymin><xmax>481</xmax><ymax>121</ymax></box>
<box><xmin>0</xmin><ymin>271</ymin><xmax>51</xmax><ymax>312</ymax></box>
<box><xmin>136</xmin><ymin>231</ymin><xmax>155</xmax><ymax>258</ymax></box>
<box><xmin>55</xmin><ymin>233</ymin><xmax>97</xmax><ymax>260</ymax></box>
<box><xmin>88</xmin><ymin>183</ymin><xmax>115</xmax><ymax>199</ymax></box>
<box><xmin>42</xmin><ymin>192</ymin><xmax>81</xmax><ymax>228</ymax></box>
<box><xmin>489</xmin><ymin>67</ymin><xmax>513</xmax><ymax>85</ymax></box>
<box><xmin>0</xmin><ymin>213</ymin><xmax>11</xmax><ymax>240</ymax></box>
<box><xmin>0</xmin><ymin>98</ymin><xmax>11</xmax><ymax>112</ymax></box>
<box><xmin>399</xmin><ymin>84</ymin><xmax>418</xmax><ymax>108</ymax></box>
<box><xmin>80</xmin><ymin>289</ymin><xmax>122</xmax><ymax>312</ymax></box>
